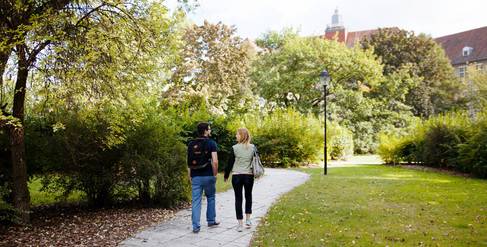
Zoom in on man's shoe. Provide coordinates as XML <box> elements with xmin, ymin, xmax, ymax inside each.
<box><xmin>208</xmin><ymin>221</ymin><xmax>220</xmax><ymax>227</ymax></box>
<box><xmin>193</xmin><ymin>228</ymin><xmax>200</xmax><ymax>233</ymax></box>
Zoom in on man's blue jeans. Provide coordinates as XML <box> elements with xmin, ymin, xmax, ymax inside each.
<box><xmin>191</xmin><ymin>176</ymin><xmax>216</xmax><ymax>230</ymax></box>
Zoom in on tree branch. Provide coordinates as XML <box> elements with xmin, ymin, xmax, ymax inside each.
<box><xmin>28</xmin><ymin>41</ymin><xmax>51</xmax><ymax>65</ymax></box>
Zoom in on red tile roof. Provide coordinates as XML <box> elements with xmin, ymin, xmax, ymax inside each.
<box><xmin>435</xmin><ymin>26</ymin><xmax>487</xmax><ymax>65</ymax></box>
<box><xmin>324</xmin><ymin>30</ymin><xmax>346</xmax><ymax>42</ymax></box>
<box><xmin>345</xmin><ymin>29</ymin><xmax>380</xmax><ymax>47</ymax></box>
<box><xmin>322</xmin><ymin>28</ymin><xmax>398</xmax><ymax>47</ymax></box>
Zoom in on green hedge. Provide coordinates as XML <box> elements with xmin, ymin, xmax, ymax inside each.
<box><xmin>378</xmin><ymin>110</ymin><xmax>487</xmax><ymax>178</ymax></box>
<box><xmin>1</xmin><ymin>101</ymin><xmax>355</xmax><ymax>218</ymax></box>
<box><xmin>459</xmin><ymin>112</ymin><xmax>487</xmax><ymax>177</ymax></box>
<box><xmin>23</xmin><ymin>99</ymin><xmax>190</xmax><ymax>207</ymax></box>
<box><xmin>228</xmin><ymin>108</ymin><xmax>353</xmax><ymax>167</ymax></box>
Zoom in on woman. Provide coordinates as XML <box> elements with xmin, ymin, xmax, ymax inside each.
<box><xmin>224</xmin><ymin>128</ymin><xmax>255</xmax><ymax>232</ymax></box>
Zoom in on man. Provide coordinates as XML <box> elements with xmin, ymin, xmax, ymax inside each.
<box><xmin>188</xmin><ymin>122</ymin><xmax>220</xmax><ymax>233</ymax></box>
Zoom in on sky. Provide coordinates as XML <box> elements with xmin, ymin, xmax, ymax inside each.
<box><xmin>167</xmin><ymin>0</ymin><xmax>487</xmax><ymax>40</ymax></box>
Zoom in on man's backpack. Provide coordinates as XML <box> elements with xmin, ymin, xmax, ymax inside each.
<box><xmin>187</xmin><ymin>138</ymin><xmax>211</xmax><ymax>169</ymax></box>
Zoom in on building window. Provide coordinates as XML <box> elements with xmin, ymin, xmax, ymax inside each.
<box><xmin>458</xmin><ymin>66</ymin><xmax>466</xmax><ymax>77</ymax></box>
<box><xmin>463</xmin><ymin>46</ymin><xmax>473</xmax><ymax>56</ymax></box>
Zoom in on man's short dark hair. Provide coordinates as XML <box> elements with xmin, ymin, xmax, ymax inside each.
<box><xmin>197</xmin><ymin>122</ymin><xmax>210</xmax><ymax>137</ymax></box>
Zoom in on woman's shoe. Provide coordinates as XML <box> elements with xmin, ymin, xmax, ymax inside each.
<box><xmin>236</xmin><ymin>224</ymin><xmax>243</xmax><ymax>232</ymax></box>
<box><xmin>245</xmin><ymin>219</ymin><xmax>252</xmax><ymax>229</ymax></box>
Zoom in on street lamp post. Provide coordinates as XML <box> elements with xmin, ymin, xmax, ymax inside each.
<box><xmin>320</xmin><ymin>70</ymin><xmax>331</xmax><ymax>175</ymax></box>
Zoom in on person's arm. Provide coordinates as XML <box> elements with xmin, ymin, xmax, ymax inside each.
<box><xmin>224</xmin><ymin>151</ymin><xmax>235</xmax><ymax>181</ymax></box>
<box><xmin>211</xmin><ymin>152</ymin><xmax>218</xmax><ymax>177</ymax></box>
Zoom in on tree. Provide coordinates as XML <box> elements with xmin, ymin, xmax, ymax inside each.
<box><xmin>252</xmin><ymin>33</ymin><xmax>384</xmax><ymax>113</ymax></box>
<box><xmin>254</xmin><ymin>28</ymin><xmax>299</xmax><ymax>52</ymax></box>
<box><xmin>252</xmin><ymin>33</ymin><xmax>415</xmax><ymax>152</ymax></box>
<box><xmin>167</xmin><ymin>21</ymin><xmax>255</xmax><ymax>114</ymax></box>
<box><xmin>1</xmin><ymin>0</ymin><xmax>78</xmax><ymax>224</ymax></box>
<box><xmin>0</xmin><ymin>0</ymin><xmax>184</xmax><ymax>223</ymax></box>
<box><xmin>466</xmin><ymin>65</ymin><xmax>487</xmax><ymax>116</ymax></box>
<box><xmin>361</xmin><ymin>28</ymin><xmax>462</xmax><ymax>117</ymax></box>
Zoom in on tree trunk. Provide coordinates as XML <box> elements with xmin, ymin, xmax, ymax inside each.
<box><xmin>0</xmin><ymin>51</ymin><xmax>9</xmax><ymax>88</ymax></box>
<box><xmin>139</xmin><ymin>179</ymin><xmax>151</xmax><ymax>204</ymax></box>
<box><xmin>9</xmin><ymin>45</ymin><xmax>30</xmax><ymax>223</ymax></box>
<box><xmin>0</xmin><ymin>50</ymin><xmax>9</xmax><ymax>110</ymax></box>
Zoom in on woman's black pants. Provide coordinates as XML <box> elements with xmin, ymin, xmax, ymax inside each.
<box><xmin>231</xmin><ymin>174</ymin><xmax>254</xmax><ymax>220</ymax></box>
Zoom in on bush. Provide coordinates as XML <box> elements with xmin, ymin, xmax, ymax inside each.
<box><xmin>173</xmin><ymin>100</ymin><xmax>235</xmax><ymax>172</ymax></box>
<box><xmin>24</xmin><ymin>98</ymin><xmax>191</xmax><ymax>207</ymax></box>
<box><xmin>229</xmin><ymin>108</ymin><xmax>324</xmax><ymax>167</ymax></box>
<box><xmin>377</xmin><ymin>111</ymin><xmax>487</xmax><ymax>178</ymax></box>
<box><xmin>459</xmin><ymin>111</ymin><xmax>487</xmax><ymax>178</ymax></box>
<box><xmin>27</xmin><ymin>104</ymin><xmax>125</xmax><ymax>206</ymax></box>
<box><xmin>328</xmin><ymin>122</ymin><xmax>354</xmax><ymax>160</ymax></box>
<box><xmin>118</xmin><ymin>101</ymin><xmax>190</xmax><ymax>207</ymax></box>
<box><xmin>377</xmin><ymin>132</ymin><xmax>421</xmax><ymax>165</ymax></box>
<box><xmin>420</xmin><ymin>113</ymin><xmax>470</xmax><ymax>168</ymax></box>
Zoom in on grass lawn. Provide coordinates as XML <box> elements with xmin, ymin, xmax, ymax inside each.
<box><xmin>29</xmin><ymin>177</ymin><xmax>85</xmax><ymax>206</ymax></box>
<box><xmin>252</xmin><ymin>165</ymin><xmax>487</xmax><ymax>247</ymax></box>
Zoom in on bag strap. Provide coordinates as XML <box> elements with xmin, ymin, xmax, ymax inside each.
<box><xmin>250</xmin><ymin>145</ymin><xmax>257</xmax><ymax>167</ymax></box>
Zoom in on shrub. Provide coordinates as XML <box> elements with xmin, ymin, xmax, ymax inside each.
<box><xmin>377</xmin><ymin>132</ymin><xmax>421</xmax><ymax>165</ymax></box>
<box><xmin>459</xmin><ymin>111</ymin><xmax>487</xmax><ymax>178</ymax></box>
<box><xmin>377</xmin><ymin>133</ymin><xmax>403</xmax><ymax>164</ymax></box>
<box><xmin>229</xmin><ymin>108</ymin><xmax>324</xmax><ymax>167</ymax></box>
<box><xmin>24</xmin><ymin>99</ymin><xmax>191</xmax><ymax>207</ymax></box>
<box><xmin>420</xmin><ymin>112</ymin><xmax>470</xmax><ymax>168</ymax></box>
<box><xmin>328</xmin><ymin>122</ymin><xmax>354</xmax><ymax>160</ymax></box>
<box><xmin>377</xmin><ymin>111</ymin><xmax>485</xmax><ymax>176</ymax></box>
<box><xmin>118</xmin><ymin>101</ymin><xmax>190</xmax><ymax>207</ymax></box>
<box><xmin>173</xmin><ymin>100</ymin><xmax>235</xmax><ymax>172</ymax></box>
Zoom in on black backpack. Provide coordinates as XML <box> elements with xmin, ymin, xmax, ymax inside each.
<box><xmin>187</xmin><ymin>138</ymin><xmax>211</xmax><ymax>169</ymax></box>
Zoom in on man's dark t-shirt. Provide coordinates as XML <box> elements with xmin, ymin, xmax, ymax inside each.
<box><xmin>190</xmin><ymin>138</ymin><xmax>218</xmax><ymax>177</ymax></box>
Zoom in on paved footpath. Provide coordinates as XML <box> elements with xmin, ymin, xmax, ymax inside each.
<box><xmin>119</xmin><ymin>169</ymin><xmax>309</xmax><ymax>247</ymax></box>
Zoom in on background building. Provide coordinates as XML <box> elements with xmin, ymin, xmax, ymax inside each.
<box><xmin>322</xmin><ymin>9</ymin><xmax>487</xmax><ymax>78</ymax></box>
<box><xmin>435</xmin><ymin>26</ymin><xmax>487</xmax><ymax>78</ymax></box>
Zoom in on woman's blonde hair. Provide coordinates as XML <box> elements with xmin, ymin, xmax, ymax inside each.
<box><xmin>237</xmin><ymin>128</ymin><xmax>252</xmax><ymax>147</ymax></box>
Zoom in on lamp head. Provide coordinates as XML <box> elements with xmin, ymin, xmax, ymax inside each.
<box><xmin>319</xmin><ymin>69</ymin><xmax>330</xmax><ymax>87</ymax></box>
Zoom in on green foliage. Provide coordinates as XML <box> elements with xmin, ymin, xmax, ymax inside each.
<box><xmin>420</xmin><ymin>113</ymin><xmax>470</xmax><ymax>168</ymax></box>
<box><xmin>170</xmin><ymin>99</ymin><xmax>235</xmax><ymax>172</ymax></box>
<box><xmin>378</xmin><ymin>111</ymin><xmax>487</xmax><ymax>178</ymax></box>
<box><xmin>24</xmin><ymin>97</ymin><xmax>191</xmax><ymax>207</ymax></box>
<box><xmin>251</xmin><ymin>30</ymin><xmax>424</xmax><ymax>154</ymax></box>
<box><xmin>458</xmin><ymin>110</ymin><xmax>487</xmax><ymax>178</ymax></box>
<box><xmin>328</xmin><ymin>122</ymin><xmax>354</xmax><ymax>160</ymax></box>
<box><xmin>362</xmin><ymin>28</ymin><xmax>463</xmax><ymax>117</ymax></box>
<box><xmin>167</xmin><ymin>21</ymin><xmax>256</xmax><ymax>114</ymax></box>
<box><xmin>254</xmin><ymin>28</ymin><xmax>299</xmax><ymax>51</ymax></box>
<box><xmin>467</xmin><ymin>65</ymin><xmax>487</xmax><ymax>110</ymax></box>
<box><xmin>1</xmin><ymin>0</ymin><xmax>187</xmax><ymax>217</ymax></box>
<box><xmin>229</xmin><ymin>108</ymin><xmax>324</xmax><ymax>167</ymax></box>
<box><xmin>118</xmin><ymin>100</ymin><xmax>190</xmax><ymax>207</ymax></box>
<box><xmin>252</xmin><ymin>35</ymin><xmax>384</xmax><ymax>112</ymax></box>
<box><xmin>252</xmin><ymin>27</ymin><xmax>463</xmax><ymax>156</ymax></box>
<box><xmin>377</xmin><ymin>128</ymin><xmax>422</xmax><ymax>165</ymax></box>
<box><xmin>26</xmin><ymin>102</ymin><xmax>127</xmax><ymax>206</ymax></box>
<box><xmin>0</xmin><ymin>177</ymin><xmax>17</xmax><ymax>224</ymax></box>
